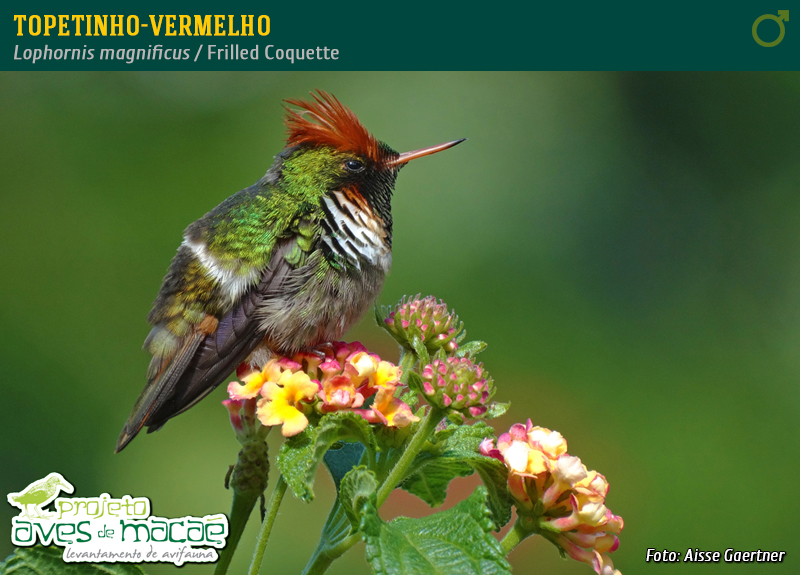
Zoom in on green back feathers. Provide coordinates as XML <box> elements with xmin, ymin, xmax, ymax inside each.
<box><xmin>198</xmin><ymin>146</ymin><xmax>347</xmax><ymax>267</ymax></box>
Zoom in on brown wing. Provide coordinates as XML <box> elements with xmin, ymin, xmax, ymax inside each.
<box><xmin>115</xmin><ymin>239</ymin><xmax>297</xmax><ymax>452</ymax></box>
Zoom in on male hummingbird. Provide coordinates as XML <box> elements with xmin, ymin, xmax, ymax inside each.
<box><xmin>116</xmin><ymin>91</ymin><xmax>464</xmax><ymax>452</ymax></box>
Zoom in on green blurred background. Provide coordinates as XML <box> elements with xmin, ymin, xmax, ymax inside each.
<box><xmin>1</xmin><ymin>72</ymin><xmax>798</xmax><ymax>574</ymax></box>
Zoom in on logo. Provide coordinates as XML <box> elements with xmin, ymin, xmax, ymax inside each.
<box><xmin>7</xmin><ymin>472</ymin><xmax>74</xmax><ymax>519</ymax></box>
<box><xmin>753</xmin><ymin>11</ymin><xmax>789</xmax><ymax>47</ymax></box>
<box><xmin>7</xmin><ymin>473</ymin><xmax>229</xmax><ymax>566</ymax></box>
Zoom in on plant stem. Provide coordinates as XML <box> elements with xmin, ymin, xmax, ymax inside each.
<box><xmin>500</xmin><ymin>518</ymin><xmax>535</xmax><ymax>555</ymax></box>
<box><xmin>376</xmin><ymin>406</ymin><xmax>441</xmax><ymax>508</ymax></box>
<box><xmin>301</xmin><ymin>499</ymin><xmax>350</xmax><ymax>575</ymax></box>
<box><xmin>215</xmin><ymin>489</ymin><xmax>260</xmax><ymax>575</ymax></box>
<box><xmin>324</xmin><ymin>532</ymin><xmax>361</xmax><ymax>560</ymax></box>
<box><xmin>247</xmin><ymin>474</ymin><xmax>288</xmax><ymax>575</ymax></box>
<box><xmin>302</xmin><ymin>550</ymin><xmax>335</xmax><ymax>575</ymax></box>
<box><xmin>302</xmin><ymin>532</ymin><xmax>362</xmax><ymax>575</ymax></box>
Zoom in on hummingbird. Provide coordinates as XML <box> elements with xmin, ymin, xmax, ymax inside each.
<box><xmin>115</xmin><ymin>91</ymin><xmax>465</xmax><ymax>452</ymax></box>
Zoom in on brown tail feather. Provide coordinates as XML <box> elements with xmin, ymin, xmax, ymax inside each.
<box><xmin>115</xmin><ymin>329</ymin><xmax>206</xmax><ymax>453</ymax></box>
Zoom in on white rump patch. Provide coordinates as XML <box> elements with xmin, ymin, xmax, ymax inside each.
<box><xmin>183</xmin><ymin>238</ymin><xmax>260</xmax><ymax>302</ymax></box>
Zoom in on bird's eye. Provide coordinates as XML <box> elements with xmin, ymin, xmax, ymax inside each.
<box><xmin>344</xmin><ymin>159</ymin><xmax>365</xmax><ymax>173</ymax></box>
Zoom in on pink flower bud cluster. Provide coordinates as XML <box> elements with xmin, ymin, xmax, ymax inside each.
<box><xmin>383</xmin><ymin>295</ymin><xmax>462</xmax><ymax>353</ymax></box>
<box><xmin>419</xmin><ymin>356</ymin><xmax>494</xmax><ymax>418</ymax></box>
<box><xmin>225</xmin><ymin>342</ymin><xmax>419</xmax><ymax>437</ymax></box>
<box><xmin>481</xmin><ymin>420</ymin><xmax>624</xmax><ymax>575</ymax></box>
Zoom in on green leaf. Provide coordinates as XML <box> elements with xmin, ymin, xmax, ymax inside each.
<box><xmin>398</xmin><ymin>387</ymin><xmax>419</xmax><ymax>409</ymax></box>
<box><xmin>404</xmin><ymin>421</ymin><xmax>495</xmax><ymax>472</ymax></box>
<box><xmin>455</xmin><ymin>341</ymin><xmax>487</xmax><ymax>358</ymax></box>
<box><xmin>406</xmin><ymin>372</ymin><xmax>425</xmax><ymax>396</ymax></box>
<box><xmin>277</xmin><ymin>412</ymin><xmax>376</xmax><ymax>501</ymax></box>
<box><xmin>413</xmin><ymin>450</ymin><xmax>510</xmax><ymax>529</ymax></box>
<box><xmin>324</xmin><ymin>441</ymin><xmax>367</xmax><ymax>491</ymax></box>
<box><xmin>445</xmin><ymin>411</ymin><xmax>465</xmax><ymax>425</ymax></box>
<box><xmin>276</xmin><ymin>423</ymin><xmax>318</xmax><ymax>501</ymax></box>
<box><xmin>1</xmin><ymin>546</ymin><xmax>146</xmax><ymax>575</ymax></box>
<box><xmin>401</xmin><ymin>423</ymin><xmax>512</xmax><ymax>528</ymax></box>
<box><xmin>466</xmin><ymin>454</ymin><xmax>513</xmax><ymax>529</ymax></box>
<box><xmin>441</xmin><ymin>421</ymin><xmax>495</xmax><ymax>451</ymax></box>
<box><xmin>484</xmin><ymin>402</ymin><xmax>510</xmax><ymax>419</ymax></box>
<box><xmin>362</xmin><ymin>487</ymin><xmax>511</xmax><ymax>575</ymax></box>
<box><xmin>314</xmin><ymin>411</ymin><xmax>376</xmax><ymax>463</ymax></box>
<box><xmin>374</xmin><ymin>304</ymin><xmax>388</xmax><ymax>326</ymax></box>
<box><xmin>339</xmin><ymin>466</ymin><xmax>378</xmax><ymax>530</ymax></box>
<box><xmin>410</xmin><ymin>334</ymin><xmax>430</xmax><ymax>366</ymax></box>
<box><xmin>401</xmin><ymin>458</ymin><xmax>474</xmax><ymax>508</ymax></box>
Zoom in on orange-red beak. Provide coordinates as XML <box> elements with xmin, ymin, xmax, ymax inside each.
<box><xmin>388</xmin><ymin>138</ymin><xmax>466</xmax><ymax>167</ymax></box>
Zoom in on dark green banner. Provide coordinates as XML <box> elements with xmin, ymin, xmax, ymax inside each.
<box><xmin>3</xmin><ymin>2</ymin><xmax>798</xmax><ymax>70</ymax></box>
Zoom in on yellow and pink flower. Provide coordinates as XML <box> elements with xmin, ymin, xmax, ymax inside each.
<box><xmin>256</xmin><ymin>370</ymin><xmax>319</xmax><ymax>437</ymax></box>
<box><xmin>224</xmin><ymin>341</ymin><xmax>418</xmax><ymax>437</ymax></box>
<box><xmin>481</xmin><ymin>419</ymin><xmax>624</xmax><ymax>575</ymax></box>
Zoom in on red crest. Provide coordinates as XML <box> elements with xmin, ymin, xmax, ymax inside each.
<box><xmin>284</xmin><ymin>91</ymin><xmax>384</xmax><ymax>163</ymax></box>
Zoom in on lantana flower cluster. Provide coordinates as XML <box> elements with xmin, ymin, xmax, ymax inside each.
<box><xmin>419</xmin><ymin>356</ymin><xmax>495</xmax><ymax>418</ymax></box>
<box><xmin>382</xmin><ymin>295</ymin><xmax>463</xmax><ymax>354</ymax></box>
<box><xmin>226</xmin><ymin>341</ymin><xmax>419</xmax><ymax>437</ymax></box>
<box><xmin>481</xmin><ymin>420</ymin><xmax>624</xmax><ymax>575</ymax></box>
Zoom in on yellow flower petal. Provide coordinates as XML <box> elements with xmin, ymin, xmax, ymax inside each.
<box><xmin>256</xmin><ymin>397</ymin><xmax>287</xmax><ymax>426</ymax></box>
<box><xmin>255</xmin><ymin>371</ymin><xmax>317</xmax><ymax>436</ymax></box>
<box><xmin>262</xmin><ymin>359</ymin><xmax>284</xmax><ymax>381</ymax></box>
<box><xmin>551</xmin><ymin>455</ymin><xmax>588</xmax><ymax>486</ymax></box>
<box><xmin>528</xmin><ymin>426</ymin><xmax>568</xmax><ymax>459</ymax></box>
<box><xmin>227</xmin><ymin>371</ymin><xmax>266</xmax><ymax>399</ymax></box>
<box><xmin>373</xmin><ymin>361</ymin><xmax>401</xmax><ymax>388</ymax></box>
<box><xmin>526</xmin><ymin>448</ymin><xmax>549</xmax><ymax>475</ymax></box>
<box><xmin>504</xmin><ymin>440</ymin><xmax>531</xmax><ymax>473</ymax></box>
<box><xmin>279</xmin><ymin>409</ymin><xmax>309</xmax><ymax>437</ymax></box>
<box><xmin>257</xmin><ymin>396</ymin><xmax>310</xmax><ymax>436</ymax></box>
<box><xmin>349</xmin><ymin>352</ymin><xmax>378</xmax><ymax>378</ymax></box>
<box><xmin>260</xmin><ymin>381</ymin><xmax>284</xmax><ymax>401</ymax></box>
<box><xmin>285</xmin><ymin>372</ymin><xmax>319</xmax><ymax>400</ymax></box>
<box><xmin>576</xmin><ymin>499</ymin><xmax>608</xmax><ymax>526</ymax></box>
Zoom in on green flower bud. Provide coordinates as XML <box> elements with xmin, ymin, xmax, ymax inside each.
<box><xmin>419</xmin><ymin>357</ymin><xmax>494</xmax><ymax>417</ymax></box>
<box><xmin>382</xmin><ymin>295</ymin><xmax>464</xmax><ymax>354</ymax></box>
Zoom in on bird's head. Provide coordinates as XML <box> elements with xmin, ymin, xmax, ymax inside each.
<box><xmin>46</xmin><ymin>473</ymin><xmax>74</xmax><ymax>494</ymax></box>
<box><xmin>276</xmin><ymin>91</ymin><xmax>465</xmax><ymax>232</ymax></box>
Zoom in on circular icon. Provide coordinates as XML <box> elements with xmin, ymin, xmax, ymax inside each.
<box><xmin>753</xmin><ymin>12</ymin><xmax>789</xmax><ymax>47</ymax></box>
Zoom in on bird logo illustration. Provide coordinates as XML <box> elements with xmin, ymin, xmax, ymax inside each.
<box><xmin>7</xmin><ymin>473</ymin><xmax>74</xmax><ymax>519</ymax></box>
<box><xmin>115</xmin><ymin>91</ymin><xmax>465</xmax><ymax>452</ymax></box>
